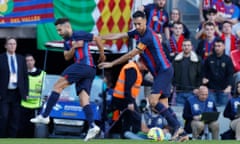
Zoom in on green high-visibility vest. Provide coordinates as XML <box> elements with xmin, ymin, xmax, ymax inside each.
<box><xmin>21</xmin><ymin>71</ymin><xmax>46</xmax><ymax>109</ymax></box>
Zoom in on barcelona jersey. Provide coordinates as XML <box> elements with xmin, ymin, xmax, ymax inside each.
<box><xmin>64</xmin><ymin>31</ymin><xmax>95</xmax><ymax>67</ymax></box>
<box><xmin>144</xmin><ymin>3</ymin><xmax>169</xmax><ymax>33</ymax></box>
<box><xmin>128</xmin><ymin>27</ymin><xmax>171</xmax><ymax>76</ymax></box>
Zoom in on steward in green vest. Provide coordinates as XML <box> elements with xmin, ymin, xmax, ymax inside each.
<box><xmin>17</xmin><ymin>54</ymin><xmax>46</xmax><ymax>138</ymax></box>
<box><xmin>21</xmin><ymin>70</ymin><xmax>46</xmax><ymax>108</ymax></box>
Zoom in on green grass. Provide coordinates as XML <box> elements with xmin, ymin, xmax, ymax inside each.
<box><xmin>0</xmin><ymin>139</ymin><xmax>239</xmax><ymax>144</ymax></box>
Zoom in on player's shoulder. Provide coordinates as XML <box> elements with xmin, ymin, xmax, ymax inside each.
<box><xmin>73</xmin><ymin>30</ymin><xmax>90</xmax><ymax>35</ymax></box>
<box><xmin>143</xmin><ymin>27</ymin><xmax>155</xmax><ymax>38</ymax></box>
<box><xmin>144</xmin><ymin>3</ymin><xmax>155</xmax><ymax>9</ymax></box>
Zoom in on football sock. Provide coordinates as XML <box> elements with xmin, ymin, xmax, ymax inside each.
<box><xmin>42</xmin><ymin>91</ymin><xmax>60</xmax><ymax>117</ymax></box>
<box><xmin>83</xmin><ymin>104</ymin><xmax>94</xmax><ymax>128</ymax></box>
<box><xmin>155</xmin><ymin>103</ymin><xmax>180</xmax><ymax>130</ymax></box>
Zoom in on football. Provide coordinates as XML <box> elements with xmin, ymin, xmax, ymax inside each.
<box><xmin>147</xmin><ymin>127</ymin><xmax>165</xmax><ymax>141</ymax></box>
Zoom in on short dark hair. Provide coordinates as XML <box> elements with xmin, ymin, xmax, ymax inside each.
<box><xmin>25</xmin><ymin>53</ymin><xmax>34</xmax><ymax>58</ymax></box>
<box><xmin>204</xmin><ymin>21</ymin><xmax>215</xmax><ymax>27</ymax></box>
<box><xmin>207</xmin><ymin>8</ymin><xmax>217</xmax><ymax>15</ymax></box>
<box><xmin>173</xmin><ymin>21</ymin><xmax>183</xmax><ymax>27</ymax></box>
<box><xmin>5</xmin><ymin>36</ymin><xmax>17</xmax><ymax>44</ymax></box>
<box><xmin>183</xmin><ymin>39</ymin><xmax>192</xmax><ymax>43</ymax></box>
<box><xmin>222</xmin><ymin>20</ymin><xmax>232</xmax><ymax>26</ymax></box>
<box><xmin>54</xmin><ymin>18</ymin><xmax>69</xmax><ymax>25</ymax></box>
<box><xmin>214</xmin><ymin>38</ymin><xmax>225</xmax><ymax>44</ymax></box>
<box><xmin>132</xmin><ymin>11</ymin><xmax>146</xmax><ymax>19</ymax></box>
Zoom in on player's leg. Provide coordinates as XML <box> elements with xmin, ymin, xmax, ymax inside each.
<box><xmin>81</xmin><ymin>90</ymin><xmax>100</xmax><ymax>142</ymax></box>
<box><xmin>75</xmin><ymin>66</ymin><xmax>100</xmax><ymax>141</ymax></box>
<box><xmin>149</xmin><ymin>95</ymin><xmax>181</xmax><ymax>132</ymax></box>
<box><xmin>42</xmin><ymin>77</ymin><xmax>70</xmax><ymax>117</ymax></box>
<box><xmin>30</xmin><ymin>64</ymin><xmax>79</xmax><ymax>124</ymax></box>
<box><xmin>148</xmin><ymin>67</ymin><xmax>184</xmax><ymax>140</ymax></box>
<box><xmin>30</xmin><ymin>76</ymin><xmax>70</xmax><ymax>124</ymax></box>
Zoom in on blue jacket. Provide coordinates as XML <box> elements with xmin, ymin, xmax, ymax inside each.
<box><xmin>224</xmin><ymin>97</ymin><xmax>240</xmax><ymax>120</ymax></box>
<box><xmin>183</xmin><ymin>95</ymin><xmax>218</xmax><ymax>133</ymax></box>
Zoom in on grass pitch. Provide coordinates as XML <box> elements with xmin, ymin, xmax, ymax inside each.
<box><xmin>0</xmin><ymin>139</ymin><xmax>239</xmax><ymax>144</ymax></box>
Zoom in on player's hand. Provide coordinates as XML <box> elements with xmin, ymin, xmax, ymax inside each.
<box><xmin>98</xmin><ymin>54</ymin><xmax>106</xmax><ymax>63</ymax></box>
<box><xmin>98</xmin><ymin>62</ymin><xmax>113</xmax><ymax>69</ymax></box>
<box><xmin>72</xmin><ymin>40</ymin><xmax>84</xmax><ymax>49</ymax></box>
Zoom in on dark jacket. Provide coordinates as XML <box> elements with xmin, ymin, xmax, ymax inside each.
<box><xmin>0</xmin><ymin>53</ymin><xmax>28</xmax><ymax>100</ymax></box>
<box><xmin>203</xmin><ymin>53</ymin><xmax>234</xmax><ymax>90</ymax></box>
<box><xmin>173</xmin><ymin>51</ymin><xmax>202</xmax><ymax>91</ymax></box>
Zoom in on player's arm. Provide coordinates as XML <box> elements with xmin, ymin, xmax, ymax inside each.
<box><xmin>111</xmin><ymin>48</ymin><xmax>140</xmax><ymax>66</ymax></box>
<box><xmin>98</xmin><ymin>48</ymin><xmax>141</xmax><ymax>69</ymax></box>
<box><xmin>64</xmin><ymin>41</ymin><xmax>83</xmax><ymax>61</ymax></box>
<box><xmin>93</xmin><ymin>35</ymin><xmax>106</xmax><ymax>62</ymax></box>
<box><xmin>98</xmin><ymin>41</ymin><xmax>147</xmax><ymax>68</ymax></box>
<box><xmin>100</xmin><ymin>32</ymin><xmax>128</xmax><ymax>40</ymax></box>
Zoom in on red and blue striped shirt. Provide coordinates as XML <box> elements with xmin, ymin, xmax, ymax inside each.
<box><xmin>128</xmin><ymin>27</ymin><xmax>171</xmax><ymax>76</ymax></box>
<box><xmin>64</xmin><ymin>31</ymin><xmax>94</xmax><ymax>67</ymax></box>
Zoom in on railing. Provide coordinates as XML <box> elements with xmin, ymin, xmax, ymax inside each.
<box><xmin>185</xmin><ymin>0</ymin><xmax>200</xmax><ymax>8</ymax></box>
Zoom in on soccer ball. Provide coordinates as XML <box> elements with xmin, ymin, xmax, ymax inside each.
<box><xmin>147</xmin><ymin>127</ymin><xmax>165</xmax><ymax>141</ymax></box>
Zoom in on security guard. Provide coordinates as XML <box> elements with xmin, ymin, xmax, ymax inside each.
<box><xmin>18</xmin><ymin>54</ymin><xmax>46</xmax><ymax>138</ymax></box>
<box><xmin>110</xmin><ymin>59</ymin><xmax>146</xmax><ymax>137</ymax></box>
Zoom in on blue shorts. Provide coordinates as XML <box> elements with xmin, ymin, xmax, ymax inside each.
<box><xmin>61</xmin><ymin>63</ymin><xmax>96</xmax><ymax>95</ymax></box>
<box><xmin>151</xmin><ymin>66</ymin><xmax>173</xmax><ymax>98</ymax></box>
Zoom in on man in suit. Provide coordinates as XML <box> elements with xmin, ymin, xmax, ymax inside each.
<box><xmin>0</xmin><ymin>37</ymin><xmax>28</xmax><ymax>138</ymax></box>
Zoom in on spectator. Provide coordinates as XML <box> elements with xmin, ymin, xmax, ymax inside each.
<box><xmin>138</xmin><ymin>0</ymin><xmax>170</xmax><ymax>39</ymax></box>
<box><xmin>195</xmin><ymin>8</ymin><xmax>221</xmax><ymax>40</ymax></box>
<box><xmin>0</xmin><ymin>37</ymin><xmax>29</xmax><ymax>138</ymax></box>
<box><xmin>17</xmin><ymin>54</ymin><xmax>46</xmax><ymax>138</ymax></box>
<box><xmin>172</xmin><ymin>39</ymin><xmax>202</xmax><ymax>106</ymax></box>
<box><xmin>220</xmin><ymin>21</ymin><xmax>237</xmax><ymax>56</ymax></box>
<box><xmin>196</xmin><ymin>22</ymin><xmax>220</xmax><ymax>61</ymax></box>
<box><xmin>199</xmin><ymin>0</ymin><xmax>219</xmax><ymax>22</ymax></box>
<box><xmin>183</xmin><ymin>85</ymin><xmax>219</xmax><ymax>140</ymax></box>
<box><xmin>168</xmin><ymin>8</ymin><xmax>190</xmax><ymax>39</ymax></box>
<box><xmin>223</xmin><ymin>78</ymin><xmax>240</xmax><ymax>140</ymax></box>
<box><xmin>169</xmin><ymin>22</ymin><xmax>185</xmax><ymax>60</ymax></box>
<box><xmin>203</xmin><ymin>39</ymin><xmax>234</xmax><ymax>106</ymax></box>
<box><xmin>215</xmin><ymin>0</ymin><xmax>239</xmax><ymax>25</ymax></box>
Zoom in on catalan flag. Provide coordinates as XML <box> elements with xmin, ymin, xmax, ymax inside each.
<box><xmin>0</xmin><ymin>0</ymin><xmax>54</xmax><ymax>26</ymax></box>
